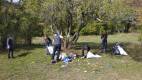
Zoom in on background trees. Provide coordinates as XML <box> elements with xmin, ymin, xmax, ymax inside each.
<box><xmin>0</xmin><ymin>0</ymin><xmax>137</xmax><ymax>49</ymax></box>
<box><xmin>0</xmin><ymin>0</ymin><xmax>42</xmax><ymax>48</ymax></box>
<box><xmin>41</xmin><ymin>0</ymin><xmax>135</xmax><ymax>48</ymax></box>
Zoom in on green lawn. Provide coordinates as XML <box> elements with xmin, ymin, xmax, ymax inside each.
<box><xmin>78</xmin><ymin>33</ymin><xmax>140</xmax><ymax>44</ymax></box>
<box><xmin>0</xmin><ymin>33</ymin><xmax>142</xmax><ymax>80</ymax></box>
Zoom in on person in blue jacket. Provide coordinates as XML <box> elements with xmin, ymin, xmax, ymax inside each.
<box><xmin>51</xmin><ymin>32</ymin><xmax>62</xmax><ymax>63</ymax></box>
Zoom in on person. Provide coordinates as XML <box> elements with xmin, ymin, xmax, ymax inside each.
<box><xmin>44</xmin><ymin>35</ymin><xmax>52</xmax><ymax>46</ymax></box>
<box><xmin>101</xmin><ymin>31</ymin><xmax>108</xmax><ymax>52</ymax></box>
<box><xmin>44</xmin><ymin>35</ymin><xmax>52</xmax><ymax>55</ymax></box>
<box><xmin>82</xmin><ymin>44</ymin><xmax>90</xmax><ymax>58</ymax></box>
<box><xmin>7</xmin><ymin>36</ymin><xmax>14</xmax><ymax>58</ymax></box>
<box><xmin>51</xmin><ymin>32</ymin><xmax>62</xmax><ymax>63</ymax></box>
<box><xmin>112</xmin><ymin>43</ymin><xmax>120</xmax><ymax>55</ymax></box>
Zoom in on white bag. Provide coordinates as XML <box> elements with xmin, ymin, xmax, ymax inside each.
<box><xmin>117</xmin><ymin>46</ymin><xmax>128</xmax><ymax>56</ymax></box>
<box><xmin>87</xmin><ymin>51</ymin><xmax>101</xmax><ymax>58</ymax></box>
<box><xmin>47</xmin><ymin>46</ymin><xmax>54</xmax><ymax>54</ymax></box>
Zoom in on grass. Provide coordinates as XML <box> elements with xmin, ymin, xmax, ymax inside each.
<box><xmin>0</xmin><ymin>33</ymin><xmax>142</xmax><ymax>80</ymax></box>
<box><xmin>78</xmin><ymin>33</ymin><xmax>140</xmax><ymax>44</ymax></box>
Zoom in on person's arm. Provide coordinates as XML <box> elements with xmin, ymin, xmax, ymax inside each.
<box><xmin>52</xmin><ymin>38</ymin><xmax>55</xmax><ymax>45</ymax></box>
<box><xmin>57</xmin><ymin>32</ymin><xmax>63</xmax><ymax>39</ymax></box>
<box><xmin>60</xmin><ymin>35</ymin><xmax>63</xmax><ymax>38</ymax></box>
<box><xmin>6</xmin><ymin>38</ymin><xmax>10</xmax><ymax>49</ymax></box>
<box><xmin>7</xmin><ymin>38</ymin><xmax>10</xmax><ymax>46</ymax></box>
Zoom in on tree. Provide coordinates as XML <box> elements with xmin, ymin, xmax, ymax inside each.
<box><xmin>0</xmin><ymin>0</ymin><xmax>18</xmax><ymax>48</ymax></box>
<box><xmin>0</xmin><ymin>0</ymin><xmax>135</xmax><ymax>49</ymax></box>
<box><xmin>14</xmin><ymin>0</ymin><xmax>43</xmax><ymax>45</ymax></box>
<box><xmin>41</xmin><ymin>0</ymin><xmax>134</xmax><ymax>48</ymax></box>
<box><xmin>97</xmin><ymin>0</ymin><xmax>135</xmax><ymax>33</ymax></box>
<box><xmin>41</xmin><ymin>0</ymin><xmax>106</xmax><ymax>48</ymax></box>
<box><xmin>0</xmin><ymin>0</ymin><xmax>43</xmax><ymax>48</ymax></box>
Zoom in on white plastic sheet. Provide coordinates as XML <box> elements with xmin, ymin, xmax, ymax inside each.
<box><xmin>87</xmin><ymin>51</ymin><xmax>101</xmax><ymax>58</ymax></box>
<box><xmin>117</xmin><ymin>45</ymin><xmax>128</xmax><ymax>56</ymax></box>
<box><xmin>47</xmin><ymin>46</ymin><xmax>54</xmax><ymax>54</ymax></box>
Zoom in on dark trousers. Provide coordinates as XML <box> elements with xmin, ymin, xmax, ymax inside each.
<box><xmin>52</xmin><ymin>44</ymin><xmax>61</xmax><ymax>61</ymax></box>
<box><xmin>8</xmin><ymin>48</ymin><xmax>14</xmax><ymax>58</ymax></box>
<box><xmin>101</xmin><ymin>39</ymin><xmax>107</xmax><ymax>52</ymax></box>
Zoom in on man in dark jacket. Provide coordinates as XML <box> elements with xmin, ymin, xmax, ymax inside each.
<box><xmin>7</xmin><ymin>36</ymin><xmax>14</xmax><ymax>58</ymax></box>
<box><xmin>101</xmin><ymin>31</ymin><xmax>108</xmax><ymax>52</ymax></box>
<box><xmin>51</xmin><ymin>33</ymin><xmax>62</xmax><ymax>63</ymax></box>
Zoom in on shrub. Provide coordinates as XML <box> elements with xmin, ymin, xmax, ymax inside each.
<box><xmin>80</xmin><ymin>21</ymin><xmax>103</xmax><ymax>35</ymax></box>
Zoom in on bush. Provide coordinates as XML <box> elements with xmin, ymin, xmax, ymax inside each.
<box><xmin>80</xmin><ymin>21</ymin><xmax>103</xmax><ymax>35</ymax></box>
<box><xmin>80</xmin><ymin>20</ymin><xmax>129</xmax><ymax>35</ymax></box>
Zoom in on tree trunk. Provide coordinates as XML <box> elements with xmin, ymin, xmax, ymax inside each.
<box><xmin>25</xmin><ymin>36</ymin><xmax>32</xmax><ymax>46</ymax></box>
<box><xmin>124</xmin><ymin>23</ymin><xmax>130</xmax><ymax>33</ymax></box>
<box><xmin>63</xmin><ymin>38</ymin><xmax>69</xmax><ymax>49</ymax></box>
<box><xmin>0</xmin><ymin>36</ymin><xmax>7</xmax><ymax>49</ymax></box>
<box><xmin>63</xmin><ymin>32</ymin><xmax>79</xmax><ymax>49</ymax></box>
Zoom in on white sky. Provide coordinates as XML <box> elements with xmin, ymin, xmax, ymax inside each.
<box><xmin>13</xmin><ymin>0</ymin><xmax>19</xmax><ymax>3</ymax></box>
<box><xmin>7</xmin><ymin>0</ymin><xmax>20</xmax><ymax>3</ymax></box>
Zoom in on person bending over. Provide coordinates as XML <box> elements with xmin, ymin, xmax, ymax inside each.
<box><xmin>82</xmin><ymin>44</ymin><xmax>90</xmax><ymax>58</ymax></box>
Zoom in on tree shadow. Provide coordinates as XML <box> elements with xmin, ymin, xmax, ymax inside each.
<box><xmin>17</xmin><ymin>52</ymin><xmax>31</xmax><ymax>57</ymax></box>
<box><xmin>73</xmin><ymin>42</ymin><xmax>118</xmax><ymax>52</ymax></box>
<box><xmin>0</xmin><ymin>44</ymin><xmax>44</xmax><ymax>53</ymax></box>
<box><xmin>1</xmin><ymin>42</ymin><xmax>141</xmax><ymax>62</ymax></box>
<box><xmin>15</xmin><ymin>44</ymin><xmax>44</xmax><ymax>50</ymax></box>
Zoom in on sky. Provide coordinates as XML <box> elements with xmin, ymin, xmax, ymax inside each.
<box><xmin>7</xmin><ymin>0</ymin><xmax>20</xmax><ymax>3</ymax></box>
<box><xmin>13</xmin><ymin>0</ymin><xmax>19</xmax><ymax>3</ymax></box>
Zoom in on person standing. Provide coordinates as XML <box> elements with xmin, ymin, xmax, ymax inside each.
<box><xmin>51</xmin><ymin>33</ymin><xmax>62</xmax><ymax>63</ymax></box>
<box><xmin>44</xmin><ymin>35</ymin><xmax>52</xmax><ymax>55</ymax></box>
<box><xmin>101</xmin><ymin>31</ymin><xmax>108</xmax><ymax>52</ymax></box>
<box><xmin>7</xmin><ymin>36</ymin><xmax>14</xmax><ymax>58</ymax></box>
<box><xmin>44</xmin><ymin>35</ymin><xmax>52</xmax><ymax>46</ymax></box>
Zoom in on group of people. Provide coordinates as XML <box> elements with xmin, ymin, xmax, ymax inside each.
<box><xmin>44</xmin><ymin>31</ymin><xmax>108</xmax><ymax>64</ymax></box>
<box><xmin>44</xmin><ymin>32</ymin><xmax>63</xmax><ymax>64</ymax></box>
<box><xmin>5</xmin><ymin>31</ymin><xmax>108</xmax><ymax>63</ymax></box>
